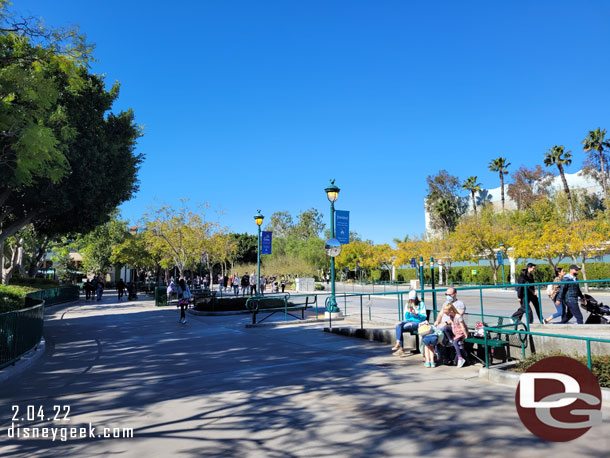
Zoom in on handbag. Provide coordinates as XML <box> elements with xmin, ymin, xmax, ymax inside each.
<box><xmin>417</xmin><ymin>321</ymin><xmax>433</xmax><ymax>336</ymax></box>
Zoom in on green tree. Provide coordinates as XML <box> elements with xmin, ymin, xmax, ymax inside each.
<box><xmin>264</xmin><ymin>211</ymin><xmax>294</xmax><ymax>238</ymax></box>
<box><xmin>544</xmin><ymin>145</ymin><xmax>574</xmax><ymax>221</ymax></box>
<box><xmin>425</xmin><ymin>170</ymin><xmax>466</xmax><ymax>235</ymax></box>
<box><xmin>79</xmin><ymin>218</ymin><xmax>130</xmax><ymax>276</ymax></box>
<box><xmin>462</xmin><ymin>176</ymin><xmax>482</xmax><ymax>217</ymax></box>
<box><xmin>488</xmin><ymin>157</ymin><xmax>511</xmax><ymax>211</ymax></box>
<box><xmin>582</xmin><ymin>127</ymin><xmax>610</xmax><ymax>201</ymax></box>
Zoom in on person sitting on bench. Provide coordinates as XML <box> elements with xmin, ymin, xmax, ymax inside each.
<box><xmin>391</xmin><ymin>290</ymin><xmax>426</xmax><ymax>356</ymax></box>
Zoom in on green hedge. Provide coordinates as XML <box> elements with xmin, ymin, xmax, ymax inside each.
<box><xmin>9</xmin><ymin>277</ymin><xmax>60</xmax><ymax>289</ymax></box>
<box><xmin>515</xmin><ymin>352</ymin><xmax>610</xmax><ymax>388</ymax></box>
<box><xmin>194</xmin><ymin>296</ymin><xmax>248</xmax><ymax>312</ymax></box>
<box><xmin>0</xmin><ymin>285</ymin><xmax>28</xmax><ymax>313</ymax></box>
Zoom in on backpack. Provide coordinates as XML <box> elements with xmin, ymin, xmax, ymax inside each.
<box><xmin>546</xmin><ymin>284</ymin><xmax>554</xmax><ymax>298</ymax></box>
<box><xmin>473</xmin><ymin>322</ymin><xmax>487</xmax><ymax>338</ymax></box>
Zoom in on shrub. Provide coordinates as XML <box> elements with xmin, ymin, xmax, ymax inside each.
<box><xmin>315</xmin><ymin>283</ymin><xmax>325</xmax><ymax>291</ymax></box>
<box><xmin>515</xmin><ymin>351</ymin><xmax>610</xmax><ymax>388</ymax></box>
<box><xmin>0</xmin><ymin>285</ymin><xmax>28</xmax><ymax>313</ymax></box>
<box><xmin>194</xmin><ymin>296</ymin><xmax>249</xmax><ymax>312</ymax></box>
<box><xmin>10</xmin><ymin>277</ymin><xmax>60</xmax><ymax>289</ymax></box>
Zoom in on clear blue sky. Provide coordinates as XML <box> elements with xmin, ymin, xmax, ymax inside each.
<box><xmin>18</xmin><ymin>1</ymin><xmax>610</xmax><ymax>243</ymax></box>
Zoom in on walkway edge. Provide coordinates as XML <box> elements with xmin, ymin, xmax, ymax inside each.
<box><xmin>0</xmin><ymin>338</ymin><xmax>46</xmax><ymax>384</ymax></box>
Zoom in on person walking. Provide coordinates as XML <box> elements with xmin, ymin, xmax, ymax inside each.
<box><xmin>260</xmin><ymin>276</ymin><xmax>267</xmax><ymax>295</ymax></box>
<box><xmin>84</xmin><ymin>279</ymin><xmax>93</xmax><ymax>300</ymax></box>
<box><xmin>280</xmin><ymin>277</ymin><xmax>286</xmax><ymax>293</ymax></box>
<box><xmin>117</xmin><ymin>278</ymin><xmax>126</xmax><ymax>301</ymax></box>
<box><xmin>96</xmin><ymin>277</ymin><xmax>105</xmax><ymax>301</ymax></box>
<box><xmin>544</xmin><ymin>267</ymin><xmax>566</xmax><ymax>324</ymax></box>
<box><xmin>177</xmin><ymin>278</ymin><xmax>190</xmax><ymax>324</ymax></box>
<box><xmin>512</xmin><ymin>263</ymin><xmax>542</xmax><ymax>323</ymax></box>
<box><xmin>232</xmin><ymin>273</ymin><xmax>240</xmax><ymax>296</ymax></box>
<box><xmin>249</xmin><ymin>271</ymin><xmax>257</xmax><ymax>296</ymax></box>
<box><xmin>557</xmin><ymin>265</ymin><xmax>587</xmax><ymax>324</ymax></box>
<box><xmin>241</xmin><ymin>273</ymin><xmax>250</xmax><ymax>296</ymax></box>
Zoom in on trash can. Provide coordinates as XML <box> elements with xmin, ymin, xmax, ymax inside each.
<box><xmin>155</xmin><ymin>286</ymin><xmax>168</xmax><ymax>306</ymax></box>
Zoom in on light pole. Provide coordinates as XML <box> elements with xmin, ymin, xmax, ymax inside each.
<box><xmin>499</xmin><ymin>242</ymin><xmax>506</xmax><ymax>285</ymax></box>
<box><xmin>324</xmin><ymin>180</ymin><xmax>341</xmax><ymax>313</ymax></box>
<box><xmin>254</xmin><ymin>210</ymin><xmax>264</xmax><ymax>296</ymax></box>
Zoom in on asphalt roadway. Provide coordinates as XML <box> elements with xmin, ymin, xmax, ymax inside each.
<box><xmin>0</xmin><ymin>292</ymin><xmax>609</xmax><ymax>457</ymax></box>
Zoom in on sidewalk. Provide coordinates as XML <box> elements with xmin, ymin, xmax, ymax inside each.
<box><xmin>0</xmin><ymin>296</ymin><xmax>608</xmax><ymax>457</ymax></box>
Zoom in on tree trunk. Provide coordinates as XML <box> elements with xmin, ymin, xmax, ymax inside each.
<box><xmin>581</xmin><ymin>258</ymin><xmax>589</xmax><ymax>294</ymax></box>
<box><xmin>599</xmin><ymin>149</ymin><xmax>608</xmax><ymax>201</ymax></box>
<box><xmin>471</xmin><ymin>191</ymin><xmax>477</xmax><ymax>217</ymax></box>
<box><xmin>558</xmin><ymin>164</ymin><xmax>574</xmax><ymax>221</ymax></box>
<box><xmin>500</xmin><ymin>173</ymin><xmax>505</xmax><ymax>212</ymax></box>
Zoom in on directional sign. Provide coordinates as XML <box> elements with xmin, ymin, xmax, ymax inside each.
<box><xmin>335</xmin><ymin>210</ymin><xmax>350</xmax><ymax>245</ymax></box>
<box><xmin>497</xmin><ymin>251</ymin><xmax>504</xmax><ymax>265</ymax></box>
<box><xmin>261</xmin><ymin>231</ymin><xmax>272</xmax><ymax>255</ymax></box>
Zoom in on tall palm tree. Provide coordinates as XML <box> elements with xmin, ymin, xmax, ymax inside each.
<box><xmin>392</xmin><ymin>235</ymin><xmax>410</xmax><ymax>246</ymax></box>
<box><xmin>488</xmin><ymin>157</ymin><xmax>511</xmax><ymax>211</ymax></box>
<box><xmin>462</xmin><ymin>176</ymin><xmax>482</xmax><ymax>217</ymax></box>
<box><xmin>582</xmin><ymin>127</ymin><xmax>610</xmax><ymax>201</ymax></box>
<box><xmin>544</xmin><ymin>145</ymin><xmax>574</xmax><ymax>221</ymax></box>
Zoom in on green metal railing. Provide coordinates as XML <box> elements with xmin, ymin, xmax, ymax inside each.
<box><xmin>0</xmin><ymin>298</ymin><xmax>45</xmax><ymax>369</ymax></box>
<box><xmin>26</xmin><ymin>285</ymin><xmax>80</xmax><ymax>306</ymax></box>
<box><xmin>483</xmin><ymin>326</ymin><xmax>610</xmax><ymax>370</ymax></box>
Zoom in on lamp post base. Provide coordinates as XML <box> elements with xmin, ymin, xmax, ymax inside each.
<box><xmin>324</xmin><ymin>310</ymin><xmax>343</xmax><ymax>319</ymax></box>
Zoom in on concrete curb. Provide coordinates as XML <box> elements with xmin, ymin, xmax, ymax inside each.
<box><xmin>479</xmin><ymin>362</ymin><xmax>610</xmax><ymax>401</ymax></box>
<box><xmin>0</xmin><ymin>338</ymin><xmax>46</xmax><ymax>384</ymax></box>
<box><xmin>246</xmin><ymin>317</ymin><xmax>344</xmax><ymax>328</ymax></box>
<box><xmin>324</xmin><ymin>326</ymin><xmax>396</xmax><ymax>345</ymax></box>
<box><xmin>188</xmin><ymin>308</ymin><xmax>251</xmax><ymax>316</ymax></box>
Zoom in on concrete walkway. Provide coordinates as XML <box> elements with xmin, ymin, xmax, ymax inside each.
<box><xmin>0</xmin><ymin>294</ymin><xmax>608</xmax><ymax>457</ymax></box>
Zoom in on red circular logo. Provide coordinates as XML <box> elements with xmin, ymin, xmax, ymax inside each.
<box><xmin>515</xmin><ymin>356</ymin><xmax>602</xmax><ymax>442</ymax></box>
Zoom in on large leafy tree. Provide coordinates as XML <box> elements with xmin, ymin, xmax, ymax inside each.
<box><xmin>506</xmin><ymin>165</ymin><xmax>553</xmax><ymax>210</ymax></box>
<box><xmin>78</xmin><ymin>217</ymin><xmax>130</xmax><ymax>276</ymax></box>
<box><xmin>543</xmin><ymin>145</ymin><xmax>574</xmax><ymax>222</ymax></box>
<box><xmin>488</xmin><ymin>157</ymin><xmax>510</xmax><ymax>211</ymax></box>
<box><xmin>425</xmin><ymin>170</ymin><xmax>466</xmax><ymax>235</ymax></box>
<box><xmin>582</xmin><ymin>127</ymin><xmax>610</xmax><ymax>201</ymax></box>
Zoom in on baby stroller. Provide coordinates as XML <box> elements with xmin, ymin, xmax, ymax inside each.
<box><xmin>581</xmin><ymin>294</ymin><xmax>610</xmax><ymax>324</ymax></box>
<box><xmin>127</xmin><ymin>283</ymin><xmax>138</xmax><ymax>301</ymax></box>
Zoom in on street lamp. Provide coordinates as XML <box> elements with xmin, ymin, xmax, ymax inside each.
<box><xmin>324</xmin><ymin>179</ymin><xmax>341</xmax><ymax>313</ymax></box>
<box><xmin>499</xmin><ymin>242</ymin><xmax>505</xmax><ymax>285</ymax></box>
<box><xmin>254</xmin><ymin>210</ymin><xmax>264</xmax><ymax>296</ymax></box>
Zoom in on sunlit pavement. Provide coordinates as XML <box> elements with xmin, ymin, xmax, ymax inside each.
<box><xmin>0</xmin><ymin>293</ymin><xmax>608</xmax><ymax>457</ymax></box>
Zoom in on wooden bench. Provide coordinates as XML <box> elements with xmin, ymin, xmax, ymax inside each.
<box><xmin>245</xmin><ymin>294</ymin><xmax>310</xmax><ymax>324</ymax></box>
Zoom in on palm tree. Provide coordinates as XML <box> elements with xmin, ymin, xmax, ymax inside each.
<box><xmin>462</xmin><ymin>176</ymin><xmax>482</xmax><ymax>217</ymax></box>
<box><xmin>488</xmin><ymin>157</ymin><xmax>511</xmax><ymax>211</ymax></box>
<box><xmin>582</xmin><ymin>127</ymin><xmax>610</xmax><ymax>201</ymax></box>
<box><xmin>392</xmin><ymin>235</ymin><xmax>410</xmax><ymax>246</ymax></box>
<box><xmin>544</xmin><ymin>145</ymin><xmax>574</xmax><ymax>221</ymax></box>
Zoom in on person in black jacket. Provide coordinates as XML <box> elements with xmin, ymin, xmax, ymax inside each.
<box><xmin>512</xmin><ymin>263</ymin><xmax>543</xmax><ymax>323</ymax></box>
<box><xmin>556</xmin><ymin>264</ymin><xmax>586</xmax><ymax>324</ymax></box>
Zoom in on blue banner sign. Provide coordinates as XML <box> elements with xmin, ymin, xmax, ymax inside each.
<box><xmin>261</xmin><ymin>231</ymin><xmax>272</xmax><ymax>254</ymax></box>
<box><xmin>497</xmin><ymin>251</ymin><xmax>503</xmax><ymax>264</ymax></box>
<box><xmin>335</xmin><ymin>210</ymin><xmax>350</xmax><ymax>245</ymax></box>
<box><xmin>410</xmin><ymin>258</ymin><xmax>417</xmax><ymax>268</ymax></box>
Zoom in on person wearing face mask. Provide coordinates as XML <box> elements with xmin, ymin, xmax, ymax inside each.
<box><xmin>557</xmin><ymin>264</ymin><xmax>586</xmax><ymax>324</ymax></box>
<box><xmin>444</xmin><ymin>287</ymin><xmax>466</xmax><ymax>315</ymax></box>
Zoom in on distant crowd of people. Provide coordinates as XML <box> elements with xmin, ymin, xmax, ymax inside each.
<box><xmin>187</xmin><ymin>273</ymin><xmax>288</xmax><ymax>296</ymax></box>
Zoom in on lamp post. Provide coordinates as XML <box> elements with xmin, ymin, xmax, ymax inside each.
<box><xmin>324</xmin><ymin>179</ymin><xmax>341</xmax><ymax>313</ymax></box>
<box><xmin>499</xmin><ymin>242</ymin><xmax>506</xmax><ymax>285</ymax></box>
<box><xmin>254</xmin><ymin>210</ymin><xmax>264</xmax><ymax>296</ymax></box>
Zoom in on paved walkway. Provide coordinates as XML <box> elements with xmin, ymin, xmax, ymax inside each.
<box><xmin>0</xmin><ymin>294</ymin><xmax>608</xmax><ymax>457</ymax></box>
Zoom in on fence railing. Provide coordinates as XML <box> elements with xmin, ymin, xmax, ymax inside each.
<box><xmin>0</xmin><ymin>298</ymin><xmax>45</xmax><ymax>369</ymax></box>
<box><xmin>26</xmin><ymin>285</ymin><xmax>80</xmax><ymax>306</ymax></box>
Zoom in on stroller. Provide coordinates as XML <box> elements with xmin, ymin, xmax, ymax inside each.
<box><xmin>127</xmin><ymin>283</ymin><xmax>138</xmax><ymax>301</ymax></box>
<box><xmin>581</xmin><ymin>294</ymin><xmax>610</xmax><ymax>324</ymax></box>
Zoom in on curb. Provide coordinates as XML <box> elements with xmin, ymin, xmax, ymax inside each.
<box><xmin>324</xmin><ymin>326</ymin><xmax>396</xmax><ymax>345</ymax></box>
<box><xmin>246</xmin><ymin>317</ymin><xmax>344</xmax><ymax>328</ymax></box>
<box><xmin>479</xmin><ymin>362</ymin><xmax>610</xmax><ymax>401</ymax></box>
<box><xmin>0</xmin><ymin>338</ymin><xmax>46</xmax><ymax>384</ymax></box>
<box><xmin>188</xmin><ymin>309</ymin><xmax>251</xmax><ymax>316</ymax></box>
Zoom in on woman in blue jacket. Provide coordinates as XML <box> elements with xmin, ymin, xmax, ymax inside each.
<box><xmin>391</xmin><ymin>290</ymin><xmax>427</xmax><ymax>356</ymax></box>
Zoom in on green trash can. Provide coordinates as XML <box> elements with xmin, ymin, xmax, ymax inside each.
<box><xmin>155</xmin><ymin>286</ymin><xmax>168</xmax><ymax>307</ymax></box>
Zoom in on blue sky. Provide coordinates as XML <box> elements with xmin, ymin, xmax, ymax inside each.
<box><xmin>17</xmin><ymin>1</ymin><xmax>610</xmax><ymax>243</ymax></box>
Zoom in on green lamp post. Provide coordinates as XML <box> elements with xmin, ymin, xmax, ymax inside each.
<box><xmin>254</xmin><ymin>210</ymin><xmax>264</xmax><ymax>296</ymax></box>
<box><xmin>324</xmin><ymin>180</ymin><xmax>341</xmax><ymax>313</ymax></box>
